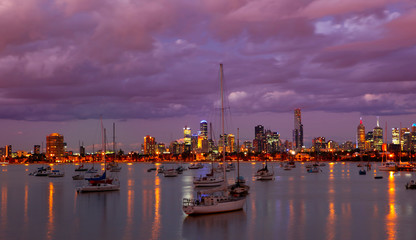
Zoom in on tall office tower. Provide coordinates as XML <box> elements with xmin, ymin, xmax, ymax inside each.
<box><xmin>401</xmin><ymin>128</ymin><xmax>410</xmax><ymax>150</ymax></box>
<box><xmin>79</xmin><ymin>145</ymin><xmax>86</xmax><ymax>157</ymax></box>
<box><xmin>365</xmin><ymin>131</ymin><xmax>374</xmax><ymax>150</ymax></box>
<box><xmin>5</xmin><ymin>145</ymin><xmax>12</xmax><ymax>157</ymax></box>
<box><xmin>392</xmin><ymin>128</ymin><xmax>399</xmax><ymax>144</ymax></box>
<box><xmin>143</xmin><ymin>135</ymin><xmax>155</xmax><ymax>155</ymax></box>
<box><xmin>293</xmin><ymin>108</ymin><xmax>303</xmax><ymax>151</ymax></box>
<box><xmin>218</xmin><ymin>134</ymin><xmax>228</xmax><ymax>153</ymax></box>
<box><xmin>373</xmin><ymin>117</ymin><xmax>383</xmax><ymax>151</ymax></box>
<box><xmin>183</xmin><ymin>126</ymin><xmax>191</xmax><ymax>152</ymax></box>
<box><xmin>227</xmin><ymin>134</ymin><xmax>235</xmax><ymax>153</ymax></box>
<box><xmin>356</xmin><ymin>118</ymin><xmax>365</xmax><ymax>151</ymax></box>
<box><xmin>46</xmin><ymin>133</ymin><xmax>64</xmax><ymax>160</ymax></box>
<box><xmin>254</xmin><ymin>125</ymin><xmax>265</xmax><ymax>153</ymax></box>
<box><xmin>200</xmin><ymin>120</ymin><xmax>208</xmax><ymax>137</ymax></box>
<box><xmin>411</xmin><ymin>124</ymin><xmax>416</xmax><ymax>151</ymax></box>
<box><xmin>34</xmin><ymin>145</ymin><xmax>41</xmax><ymax>155</ymax></box>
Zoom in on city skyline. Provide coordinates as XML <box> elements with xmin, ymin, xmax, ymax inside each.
<box><xmin>1</xmin><ymin>1</ymin><xmax>416</xmax><ymax>152</ymax></box>
<box><xmin>2</xmin><ymin>113</ymin><xmax>415</xmax><ymax>154</ymax></box>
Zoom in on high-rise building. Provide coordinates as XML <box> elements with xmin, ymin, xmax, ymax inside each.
<box><xmin>312</xmin><ymin>137</ymin><xmax>326</xmax><ymax>151</ymax></box>
<box><xmin>34</xmin><ymin>145</ymin><xmax>41</xmax><ymax>155</ymax></box>
<box><xmin>392</xmin><ymin>128</ymin><xmax>400</xmax><ymax>144</ymax></box>
<box><xmin>143</xmin><ymin>135</ymin><xmax>155</xmax><ymax>155</ymax></box>
<box><xmin>401</xmin><ymin>128</ymin><xmax>410</xmax><ymax>150</ymax></box>
<box><xmin>373</xmin><ymin>117</ymin><xmax>383</xmax><ymax>151</ymax></box>
<box><xmin>5</xmin><ymin>145</ymin><xmax>12</xmax><ymax>157</ymax></box>
<box><xmin>254</xmin><ymin>125</ymin><xmax>265</xmax><ymax>153</ymax></box>
<box><xmin>293</xmin><ymin>108</ymin><xmax>303</xmax><ymax>151</ymax></box>
<box><xmin>356</xmin><ymin>118</ymin><xmax>365</xmax><ymax>151</ymax></box>
<box><xmin>183</xmin><ymin>126</ymin><xmax>191</xmax><ymax>152</ymax></box>
<box><xmin>200</xmin><ymin>120</ymin><xmax>208</xmax><ymax>137</ymax></box>
<box><xmin>46</xmin><ymin>133</ymin><xmax>64</xmax><ymax>160</ymax></box>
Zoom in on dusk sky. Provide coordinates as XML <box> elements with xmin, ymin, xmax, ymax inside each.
<box><xmin>1</xmin><ymin>0</ymin><xmax>416</xmax><ymax>153</ymax></box>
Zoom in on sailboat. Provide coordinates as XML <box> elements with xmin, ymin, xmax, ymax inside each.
<box><xmin>108</xmin><ymin>123</ymin><xmax>122</xmax><ymax>172</ymax></box>
<box><xmin>183</xmin><ymin>64</ymin><xmax>246</xmax><ymax>215</ymax></box>
<box><xmin>76</xmin><ymin>120</ymin><xmax>120</xmax><ymax>193</ymax></box>
<box><xmin>255</xmin><ymin>158</ymin><xmax>274</xmax><ymax>180</ymax></box>
<box><xmin>229</xmin><ymin>128</ymin><xmax>249</xmax><ymax>195</ymax></box>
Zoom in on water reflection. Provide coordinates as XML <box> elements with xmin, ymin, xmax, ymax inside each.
<box><xmin>151</xmin><ymin>176</ymin><xmax>161</xmax><ymax>240</ymax></box>
<box><xmin>47</xmin><ymin>182</ymin><xmax>55</xmax><ymax>240</ymax></box>
<box><xmin>182</xmin><ymin>210</ymin><xmax>247</xmax><ymax>239</ymax></box>
<box><xmin>1</xmin><ymin>185</ymin><xmax>7</xmax><ymax>231</ymax></box>
<box><xmin>24</xmin><ymin>184</ymin><xmax>28</xmax><ymax>224</ymax></box>
<box><xmin>386</xmin><ymin>171</ymin><xmax>397</xmax><ymax>240</ymax></box>
<box><xmin>123</xmin><ymin>179</ymin><xmax>134</xmax><ymax>240</ymax></box>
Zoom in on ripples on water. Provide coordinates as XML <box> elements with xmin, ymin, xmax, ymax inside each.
<box><xmin>0</xmin><ymin>162</ymin><xmax>415</xmax><ymax>240</ymax></box>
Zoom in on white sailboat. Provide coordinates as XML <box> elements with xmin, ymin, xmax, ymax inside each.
<box><xmin>183</xmin><ymin>64</ymin><xmax>246</xmax><ymax>215</ymax></box>
<box><xmin>76</xmin><ymin>120</ymin><xmax>120</xmax><ymax>193</ymax></box>
<box><xmin>255</xmin><ymin>160</ymin><xmax>274</xmax><ymax>180</ymax></box>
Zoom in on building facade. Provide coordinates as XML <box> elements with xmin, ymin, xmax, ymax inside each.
<box><xmin>46</xmin><ymin>133</ymin><xmax>64</xmax><ymax>160</ymax></box>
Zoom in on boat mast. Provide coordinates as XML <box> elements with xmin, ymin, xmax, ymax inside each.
<box><xmin>237</xmin><ymin>127</ymin><xmax>240</xmax><ymax>179</ymax></box>
<box><xmin>101</xmin><ymin>118</ymin><xmax>106</xmax><ymax>171</ymax></box>
<box><xmin>113</xmin><ymin>122</ymin><xmax>116</xmax><ymax>161</ymax></box>
<box><xmin>220</xmin><ymin>63</ymin><xmax>226</xmax><ymax>180</ymax></box>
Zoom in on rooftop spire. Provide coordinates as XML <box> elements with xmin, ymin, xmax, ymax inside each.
<box><xmin>377</xmin><ymin>116</ymin><xmax>380</xmax><ymax>127</ymax></box>
<box><xmin>360</xmin><ymin>117</ymin><xmax>363</xmax><ymax>125</ymax></box>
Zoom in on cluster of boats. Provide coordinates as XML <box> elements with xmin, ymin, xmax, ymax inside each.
<box><xmin>29</xmin><ymin>166</ymin><xmax>64</xmax><ymax>178</ymax></box>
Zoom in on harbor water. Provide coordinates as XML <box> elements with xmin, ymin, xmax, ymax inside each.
<box><xmin>0</xmin><ymin>162</ymin><xmax>415</xmax><ymax>240</ymax></box>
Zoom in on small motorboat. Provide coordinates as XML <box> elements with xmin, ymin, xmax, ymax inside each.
<box><xmin>374</xmin><ymin>176</ymin><xmax>383</xmax><ymax>179</ymax></box>
<box><xmin>307</xmin><ymin>167</ymin><xmax>321</xmax><ymax>173</ymax></box>
<box><xmin>359</xmin><ymin>169</ymin><xmax>366</xmax><ymax>175</ymax></box>
<box><xmin>405</xmin><ymin>180</ymin><xmax>416</xmax><ymax>189</ymax></box>
<box><xmin>48</xmin><ymin>170</ymin><xmax>64</xmax><ymax>178</ymax></box>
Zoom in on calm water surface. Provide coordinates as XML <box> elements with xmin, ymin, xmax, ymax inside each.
<box><xmin>0</xmin><ymin>162</ymin><xmax>415</xmax><ymax>240</ymax></box>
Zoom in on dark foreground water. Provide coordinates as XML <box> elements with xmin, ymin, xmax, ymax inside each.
<box><xmin>0</xmin><ymin>162</ymin><xmax>415</xmax><ymax>240</ymax></box>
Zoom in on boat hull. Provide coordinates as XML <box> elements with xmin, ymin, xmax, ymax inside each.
<box><xmin>76</xmin><ymin>183</ymin><xmax>120</xmax><ymax>193</ymax></box>
<box><xmin>183</xmin><ymin>198</ymin><xmax>246</xmax><ymax>215</ymax></box>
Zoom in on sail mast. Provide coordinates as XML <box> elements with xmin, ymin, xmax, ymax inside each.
<box><xmin>220</xmin><ymin>63</ymin><xmax>226</xmax><ymax>180</ymax></box>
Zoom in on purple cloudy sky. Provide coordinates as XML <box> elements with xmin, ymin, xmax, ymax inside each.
<box><xmin>1</xmin><ymin>0</ymin><xmax>416</xmax><ymax>153</ymax></box>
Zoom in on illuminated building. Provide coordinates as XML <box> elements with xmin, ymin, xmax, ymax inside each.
<box><xmin>200</xmin><ymin>120</ymin><xmax>208</xmax><ymax>137</ymax></box>
<box><xmin>392</xmin><ymin>128</ymin><xmax>399</xmax><ymax>144</ymax></box>
<box><xmin>400</xmin><ymin>128</ymin><xmax>410</xmax><ymax>150</ymax></box>
<box><xmin>228</xmin><ymin>134</ymin><xmax>235</xmax><ymax>153</ymax></box>
<box><xmin>183</xmin><ymin>126</ymin><xmax>191</xmax><ymax>152</ymax></box>
<box><xmin>143</xmin><ymin>135</ymin><xmax>155</xmax><ymax>155</ymax></box>
<box><xmin>312</xmin><ymin>137</ymin><xmax>326</xmax><ymax>151</ymax></box>
<box><xmin>5</xmin><ymin>145</ymin><xmax>12</xmax><ymax>157</ymax></box>
<box><xmin>411</xmin><ymin>124</ymin><xmax>416</xmax><ymax>151</ymax></box>
<box><xmin>34</xmin><ymin>145</ymin><xmax>40</xmax><ymax>155</ymax></box>
<box><xmin>46</xmin><ymin>133</ymin><xmax>64</xmax><ymax>161</ymax></box>
<box><xmin>293</xmin><ymin>108</ymin><xmax>304</xmax><ymax>151</ymax></box>
<box><xmin>373</xmin><ymin>117</ymin><xmax>383</xmax><ymax>151</ymax></box>
<box><xmin>254</xmin><ymin>125</ymin><xmax>265</xmax><ymax>153</ymax></box>
<box><xmin>365</xmin><ymin>131</ymin><xmax>374</xmax><ymax>150</ymax></box>
<box><xmin>356</xmin><ymin>118</ymin><xmax>365</xmax><ymax>151</ymax></box>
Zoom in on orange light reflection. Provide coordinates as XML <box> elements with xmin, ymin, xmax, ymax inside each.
<box><xmin>386</xmin><ymin>172</ymin><xmax>397</xmax><ymax>240</ymax></box>
<box><xmin>151</xmin><ymin>177</ymin><xmax>161</xmax><ymax>240</ymax></box>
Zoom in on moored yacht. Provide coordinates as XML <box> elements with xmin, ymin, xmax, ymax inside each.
<box><xmin>379</xmin><ymin>161</ymin><xmax>397</xmax><ymax>171</ymax></box>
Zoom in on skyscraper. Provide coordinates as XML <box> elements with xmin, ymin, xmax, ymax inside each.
<box><xmin>143</xmin><ymin>135</ymin><xmax>155</xmax><ymax>155</ymax></box>
<box><xmin>254</xmin><ymin>125</ymin><xmax>265</xmax><ymax>153</ymax></box>
<box><xmin>392</xmin><ymin>128</ymin><xmax>400</xmax><ymax>144</ymax></box>
<box><xmin>46</xmin><ymin>133</ymin><xmax>64</xmax><ymax>160</ymax></box>
<box><xmin>184</xmin><ymin>126</ymin><xmax>191</xmax><ymax>152</ymax></box>
<box><xmin>293</xmin><ymin>108</ymin><xmax>303</xmax><ymax>151</ymax></box>
<box><xmin>373</xmin><ymin>117</ymin><xmax>383</xmax><ymax>151</ymax></box>
<box><xmin>356</xmin><ymin>118</ymin><xmax>365</xmax><ymax>151</ymax></box>
<box><xmin>200</xmin><ymin>120</ymin><xmax>208</xmax><ymax>137</ymax></box>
